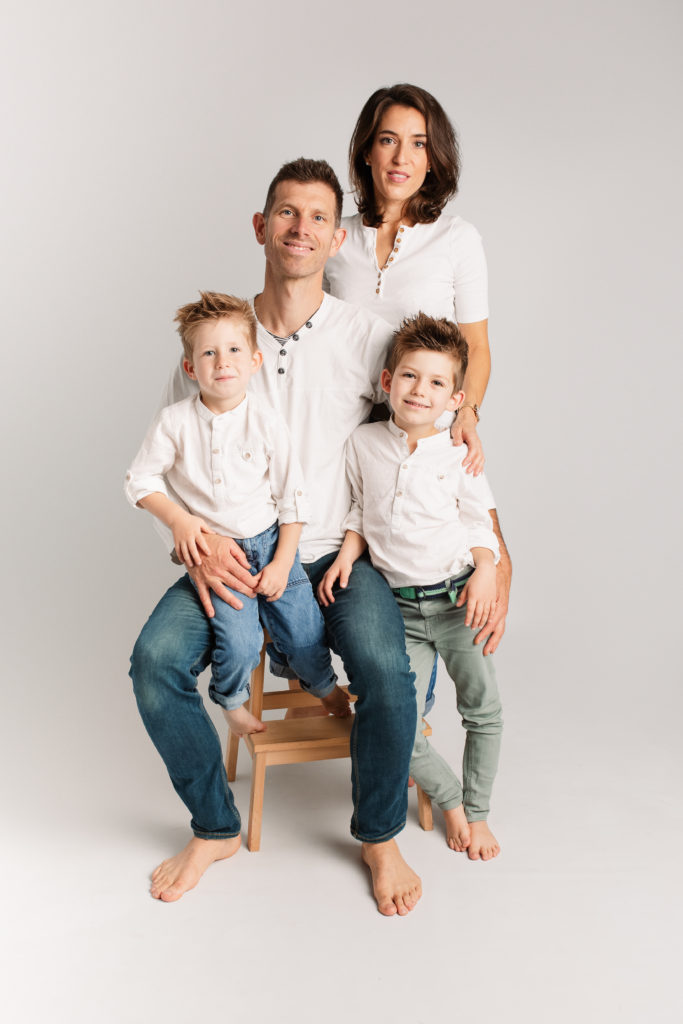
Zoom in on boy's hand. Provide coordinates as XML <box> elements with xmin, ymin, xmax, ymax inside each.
<box><xmin>169</xmin><ymin>510</ymin><xmax>215</xmax><ymax>568</ymax></box>
<box><xmin>450</xmin><ymin>409</ymin><xmax>485</xmax><ymax>476</ymax></box>
<box><xmin>318</xmin><ymin>558</ymin><xmax>353</xmax><ymax>607</ymax></box>
<box><xmin>459</xmin><ymin>562</ymin><xmax>496</xmax><ymax>631</ymax></box>
<box><xmin>256</xmin><ymin>559</ymin><xmax>290</xmax><ymax>602</ymax></box>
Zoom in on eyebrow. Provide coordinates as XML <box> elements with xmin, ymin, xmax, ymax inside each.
<box><xmin>378</xmin><ymin>129</ymin><xmax>427</xmax><ymax>139</ymax></box>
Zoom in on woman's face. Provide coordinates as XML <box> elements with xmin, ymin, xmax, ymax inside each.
<box><xmin>366</xmin><ymin>104</ymin><xmax>430</xmax><ymax>214</ymax></box>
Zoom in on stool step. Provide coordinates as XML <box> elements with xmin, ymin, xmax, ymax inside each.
<box><xmin>245</xmin><ymin>715</ymin><xmax>353</xmax><ymax>756</ymax></box>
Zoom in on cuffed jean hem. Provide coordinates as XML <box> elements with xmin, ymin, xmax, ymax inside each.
<box><xmin>439</xmin><ymin>797</ymin><xmax>466</xmax><ymax>813</ymax></box>
<box><xmin>191</xmin><ymin>826</ymin><xmax>242</xmax><ymax>840</ymax></box>
<box><xmin>208</xmin><ymin>684</ymin><xmax>250</xmax><ymax>711</ymax></box>
<box><xmin>350</xmin><ymin>820</ymin><xmax>406</xmax><ymax>844</ymax></box>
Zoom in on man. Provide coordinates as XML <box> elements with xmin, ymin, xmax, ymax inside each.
<box><xmin>131</xmin><ymin>158</ymin><xmax>510</xmax><ymax>915</ymax></box>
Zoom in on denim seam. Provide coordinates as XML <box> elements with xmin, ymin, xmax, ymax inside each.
<box><xmin>192</xmin><ymin>827</ymin><xmax>241</xmax><ymax>840</ymax></box>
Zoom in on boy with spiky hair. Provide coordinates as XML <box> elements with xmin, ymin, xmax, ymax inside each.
<box><xmin>126</xmin><ymin>291</ymin><xmax>350</xmax><ymax>738</ymax></box>
<box><xmin>319</xmin><ymin>313</ymin><xmax>504</xmax><ymax>861</ymax></box>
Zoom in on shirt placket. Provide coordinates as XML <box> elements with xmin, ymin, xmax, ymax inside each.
<box><xmin>375</xmin><ymin>224</ymin><xmax>406</xmax><ymax>296</ymax></box>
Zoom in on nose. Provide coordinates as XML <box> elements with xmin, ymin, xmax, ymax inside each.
<box><xmin>288</xmin><ymin>215</ymin><xmax>309</xmax><ymax>236</ymax></box>
<box><xmin>392</xmin><ymin>141</ymin><xmax>408</xmax><ymax>165</ymax></box>
<box><xmin>411</xmin><ymin>376</ymin><xmax>426</xmax><ymax>395</ymax></box>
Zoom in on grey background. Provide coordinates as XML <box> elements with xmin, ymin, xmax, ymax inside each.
<box><xmin>2</xmin><ymin>1</ymin><xmax>681</xmax><ymax>1021</ymax></box>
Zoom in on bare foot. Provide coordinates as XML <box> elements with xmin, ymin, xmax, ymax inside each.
<box><xmin>361</xmin><ymin>839</ymin><xmax>422</xmax><ymax>917</ymax></box>
<box><xmin>320</xmin><ymin>684</ymin><xmax>352</xmax><ymax>718</ymax></box>
<box><xmin>443</xmin><ymin>804</ymin><xmax>471</xmax><ymax>852</ymax></box>
<box><xmin>223</xmin><ymin>705</ymin><xmax>267</xmax><ymax>737</ymax></box>
<box><xmin>150</xmin><ymin>835</ymin><xmax>241</xmax><ymax>902</ymax></box>
<box><xmin>407</xmin><ymin>776</ymin><xmax>415</xmax><ymax>788</ymax></box>
<box><xmin>467</xmin><ymin>820</ymin><xmax>500</xmax><ymax>861</ymax></box>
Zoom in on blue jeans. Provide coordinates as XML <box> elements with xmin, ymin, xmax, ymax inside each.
<box><xmin>129</xmin><ymin>551</ymin><xmax>416</xmax><ymax>843</ymax></box>
<box><xmin>196</xmin><ymin>523</ymin><xmax>336</xmax><ymax>710</ymax></box>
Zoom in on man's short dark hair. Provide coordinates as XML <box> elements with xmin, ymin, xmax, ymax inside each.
<box><xmin>263</xmin><ymin>158</ymin><xmax>344</xmax><ymax>227</ymax></box>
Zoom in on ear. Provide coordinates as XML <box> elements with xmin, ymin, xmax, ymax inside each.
<box><xmin>380</xmin><ymin>368</ymin><xmax>392</xmax><ymax>395</ymax></box>
<box><xmin>448</xmin><ymin>389</ymin><xmax>465</xmax><ymax>412</ymax></box>
<box><xmin>328</xmin><ymin>226</ymin><xmax>347</xmax><ymax>260</ymax></box>
<box><xmin>183</xmin><ymin>358</ymin><xmax>197</xmax><ymax>380</ymax></box>
<box><xmin>253</xmin><ymin>212</ymin><xmax>266</xmax><ymax>245</ymax></box>
<box><xmin>251</xmin><ymin>349</ymin><xmax>263</xmax><ymax>372</ymax></box>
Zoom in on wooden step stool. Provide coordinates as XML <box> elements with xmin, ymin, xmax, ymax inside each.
<box><xmin>225</xmin><ymin>637</ymin><xmax>434</xmax><ymax>849</ymax></box>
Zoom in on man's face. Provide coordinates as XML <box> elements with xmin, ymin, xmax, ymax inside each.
<box><xmin>253</xmin><ymin>180</ymin><xmax>345</xmax><ymax>280</ymax></box>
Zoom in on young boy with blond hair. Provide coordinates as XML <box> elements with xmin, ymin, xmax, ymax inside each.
<box><xmin>319</xmin><ymin>313</ymin><xmax>503</xmax><ymax>860</ymax></box>
<box><xmin>126</xmin><ymin>291</ymin><xmax>349</xmax><ymax>737</ymax></box>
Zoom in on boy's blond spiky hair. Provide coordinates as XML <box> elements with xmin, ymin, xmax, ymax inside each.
<box><xmin>174</xmin><ymin>292</ymin><xmax>257</xmax><ymax>361</ymax></box>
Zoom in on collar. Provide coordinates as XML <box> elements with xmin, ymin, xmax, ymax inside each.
<box><xmin>193</xmin><ymin>392</ymin><xmax>248</xmax><ymax>423</ymax></box>
<box><xmin>386</xmin><ymin>416</ymin><xmax>451</xmax><ymax>451</ymax></box>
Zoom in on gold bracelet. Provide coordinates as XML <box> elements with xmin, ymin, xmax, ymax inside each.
<box><xmin>457</xmin><ymin>402</ymin><xmax>480</xmax><ymax>422</ymax></box>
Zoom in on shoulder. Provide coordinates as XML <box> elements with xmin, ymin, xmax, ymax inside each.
<box><xmin>441</xmin><ymin>214</ymin><xmax>485</xmax><ymax>255</ymax></box>
<box><xmin>320</xmin><ymin>293</ymin><xmax>393</xmax><ymax>346</ymax></box>
<box><xmin>349</xmin><ymin>420</ymin><xmax>391</xmax><ymax>454</ymax></box>
<box><xmin>156</xmin><ymin>395</ymin><xmax>197</xmax><ymax>427</ymax></box>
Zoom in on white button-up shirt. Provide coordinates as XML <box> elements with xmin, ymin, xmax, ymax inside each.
<box><xmin>343</xmin><ymin>419</ymin><xmax>498</xmax><ymax>588</ymax></box>
<box><xmin>164</xmin><ymin>294</ymin><xmax>393</xmax><ymax>563</ymax></box>
<box><xmin>125</xmin><ymin>393</ymin><xmax>308</xmax><ymax>540</ymax></box>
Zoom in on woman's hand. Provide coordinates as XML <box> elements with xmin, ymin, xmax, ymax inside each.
<box><xmin>451</xmin><ymin>407</ymin><xmax>485</xmax><ymax>475</ymax></box>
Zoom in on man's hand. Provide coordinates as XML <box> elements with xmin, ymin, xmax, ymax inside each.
<box><xmin>458</xmin><ymin>555</ymin><xmax>511</xmax><ymax>655</ymax></box>
<box><xmin>462</xmin><ymin>558</ymin><xmax>496</xmax><ymax>630</ymax></box>
<box><xmin>187</xmin><ymin>534</ymin><xmax>256</xmax><ymax>617</ymax></box>
<box><xmin>256</xmin><ymin>559</ymin><xmax>290</xmax><ymax>603</ymax></box>
<box><xmin>451</xmin><ymin>407</ymin><xmax>485</xmax><ymax>476</ymax></box>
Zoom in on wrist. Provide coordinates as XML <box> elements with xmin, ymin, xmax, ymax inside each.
<box><xmin>456</xmin><ymin>403</ymin><xmax>480</xmax><ymax>423</ymax></box>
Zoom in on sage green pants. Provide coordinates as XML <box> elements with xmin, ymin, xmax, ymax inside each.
<box><xmin>396</xmin><ymin>593</ymin><xmax>503</xmax><ymax>821</ymax></box>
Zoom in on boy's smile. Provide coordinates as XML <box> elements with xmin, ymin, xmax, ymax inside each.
<box><xmin>183</xmin><ymin>318</ymin><xmax>263</xmax><ymax>414</ymax></box>
<box><xmin>381</xmin><ymin>349</ymin><xmax>464</xmax><ymax>443</ymax></box>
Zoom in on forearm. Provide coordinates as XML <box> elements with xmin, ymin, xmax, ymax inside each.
<box><xmin>458</xmin><ymin>320</ymin><xmax>491</xmax><ymax>408</ymax></box>
<box><xmin>488</xmin><ymin>509</ymin><xmax>512</xmax><ymax>578</ymax></box>
<box><xmin>272</xmin><ymin>522</ymin><xmax>303</xmax><ymax>569</ymax></box>
<box><xmin>471</xmin><ymin>546</ymin><xmax>495</xmax><ymax>568</ymax></box>
<box><xmin>138</xmin><ymin>491</ymin><xmax>185</xmax><ymax>530</ymax></box>
<box><xmin>338</xmin><ymin>530</ymin><xmax>367</xmax><ymax>564</ymax></box>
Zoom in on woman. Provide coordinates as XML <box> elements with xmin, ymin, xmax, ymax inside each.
<box><xmin>324</xmin><ymin>83</ymin><xmax>490</xmax><ymax>473</ymax></box>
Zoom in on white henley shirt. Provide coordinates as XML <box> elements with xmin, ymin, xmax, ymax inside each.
<box><xmin>343</xmin><ymin>419</ymin><xmax>498</xmax><ymax>588</ymax></box>
<box><xmin>125</xmin><ymin>393</ymin><xmax>309</xmax><ymax>540</ymax></box>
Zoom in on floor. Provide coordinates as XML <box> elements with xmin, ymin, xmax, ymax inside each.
<box><xmin>5</xmin><ymin>630</ymin><xmax>681</xmax><ymax>1024</ymax></box>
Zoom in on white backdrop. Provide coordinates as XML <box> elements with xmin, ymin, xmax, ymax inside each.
<box><xmin>2</xmin><ymin>1</ymin><xmax>682</xmax><ymax>1020</ymax></box>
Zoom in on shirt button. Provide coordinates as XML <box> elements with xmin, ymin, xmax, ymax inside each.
<box><xmin>305</xmin><ymin>321</ymin><xmax>312</xmax><ymax>328</ymax></box>
<box><xmin>388</xmin><ymin>257</ymin><xmax>393</xmax><ymax>262</ymax></box>
<box><xmin>278</xmin><ymin>367</ymin><xmax>285</xmax><ymax>374</ymax></box>
<box><xmin>292</xmin><ymin>333</ymin><xmax>299</xmax><ymax>341</ymax></box>
<box><xmin>438</xmin><ymin>473</ymin><xmax>445</xmax><ymax>480</ymax></box>
<box><xmin>396</xmin><ymin>490</ymin><xmax>403</xmax><ymax>497</ymax></box>
<box><xmin>399</xmin><ymin>227</ymin><xmax>404</xmax><ymax>233</ymax></box>
<box><xmin>402</xmin><ymin>464</ymin><xmax>408</xmax><ymax>470</ymax></box>
<box><xmin>212</xmin><ymin>448</ymin><xmax>220</xmax><ymax>454</ymax></box>
<box><xmin>393</xmin><ymin>247</ymin><xmax>399</xmax><ymax>253</ymax></box>
<box><xmin>244</xmin><ymin>452</ymin><xmax>252</xmax><ymax>460</ymax></box>
<box><xmin>214</xmin><ymin>477</ymin><xmax>222</xmax><ymax>484</ymax></box>
<box><xmin>280</xmin><ymin>348</ymin><xmax>287</xmax><ymax>356</ymax></box>
<box><xmin>296</xmin><ymin>489</ymin><xmax>302</xmax><ymax>496</ymax></box>
<box><xmin>375</xmin><ymin>288</ymin><xmax>380</xmax><ymax>294</ymax></box>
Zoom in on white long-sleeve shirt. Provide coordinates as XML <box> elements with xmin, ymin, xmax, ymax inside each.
<box><xmin>163</xmin><ymin>293</ymin><xmax>393</xmax><ymax>563</ymax></box>
<box><xmin>125</xmin><ymin>393</ymin><xmax>309</xmax><ymax>539</ymax></box>
<box><xmin>343</xmin><ymin>419</ymin><xmax>498</xmax><ymax>588</ymax></box>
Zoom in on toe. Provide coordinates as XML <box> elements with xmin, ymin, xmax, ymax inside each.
<box><xmin>377</xmin><ymin>897</ymin><xmax>398</xmax><ymax>917</ymax></box>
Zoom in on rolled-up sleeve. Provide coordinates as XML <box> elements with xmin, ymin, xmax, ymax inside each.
<box><xmin>266</xmin><ymin>414</ymin><xmax>311</xmax><ymax>526</ymax></box>
<box><xmin>341</xmin><ymin>435</ymin><xmax>365</xmax><ymax>536</ymax></box>
<box><xmin>456</xmin><ymin>469</ymin><xmax>500</xmax><ymax>564</ymax></box>
<box><xmin>124</xmin><ymin>411</ymin><xmax>177</xmax><ymax>509</ymax></box>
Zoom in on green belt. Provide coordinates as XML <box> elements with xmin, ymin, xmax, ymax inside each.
<box><xmin>392</xmin><ymin>570</ymin><xmax>473</xmax><ymax>604</ymax></box>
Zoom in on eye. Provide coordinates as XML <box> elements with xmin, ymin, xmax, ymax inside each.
<box><xmin>281</xmin><ymin>208</ymin><xmax>293</xmax><ymax>217</ymax></box>
<box><xmin>203</xmin><ymin>349</ymin><xmax>216</xmax><ymax>357</ymax></box>
<box><xmin>313</xmin><ymin>214</ymin><xmax>326</xmax><ymax>222</ymax></box>
<box><xmin>414</xmin><ymin>140</ymin><xmax>427</xmax><ymax>149</ymax></box>
<box><xmin>432</xmin><ymin>379</ymin><xmax>446</xmax><ymax>388</ymax></box>
<box><xmin>401</xmin><ymin>371</ymin><xmax>415</xmax><ymax>379</ymax></box>
<box><xmin>378</xmin><ymin>136</ymin><xmax>395</xmax><ymax>146</ymax></box>
<box><xmin>229</xmin><ymin>346</ymin><xmax>241</xmax><ymax>353</ymax></box>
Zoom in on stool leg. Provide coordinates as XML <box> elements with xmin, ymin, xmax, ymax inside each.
<box><xmin>247</xmin><ymin>754</ymin><xmax>267</xmax><ymax>851</ymax></box>
<box><xmin>226</xmin><ymin>730</ymin><xmax>240</xmax><ymax>782</ymax></box>
<box><xmin>417</xmin><ymin>784</ymin><xmax>433</xmax><ymax>831</ymax></box>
